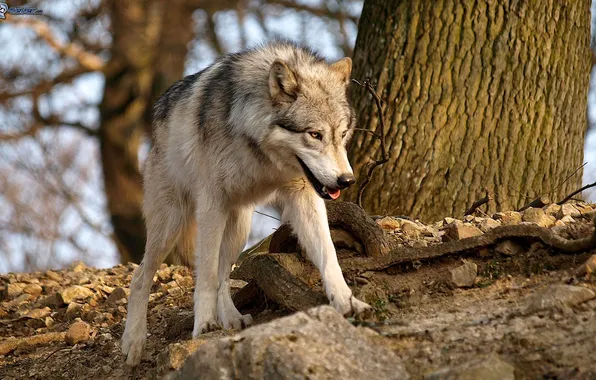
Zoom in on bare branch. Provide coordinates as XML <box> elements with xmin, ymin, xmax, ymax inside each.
<box><xmin>352</xmin><ymin>79</ymin><xmax>389</xmax><ymax>209</ymax></box>
<box><xmin>9</xmin><ymin>18</ymin><xmax>104</xmax><ymax>71</ymax></box>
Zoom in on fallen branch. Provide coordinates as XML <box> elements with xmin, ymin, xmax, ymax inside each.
<box><xmin>342</xmin><ymin>214</ymin><xmax>596</xmax><ymax>273</ymax></box>
<box><xmin>517</xmin><ymin>196</ymin><xmax>550</xmax><ymax>212</ymax></box>
<box><xmin>464</xmin><ymin>190</ymin><xmax>492</xmax><ymax>216</ymax></box>
<box><xmin>557</xmin><ymin>182</ymin><xmax>596</xmax><ymax>205</ymax></box>
<box><xmin>351</xmin><ymin>79</ymin><xmax>389</xmax><ymax>209</ymax></box>
<box><xmin>0</xmin><ymin>332</ymin><xmax>66</xmax><ymax>355</ymax></box>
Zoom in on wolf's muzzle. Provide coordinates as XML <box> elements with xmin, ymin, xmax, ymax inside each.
<box><xmin>337</xmin><ymin>173</ymin><xmax>356</xmax><ymax>189</ymax></box>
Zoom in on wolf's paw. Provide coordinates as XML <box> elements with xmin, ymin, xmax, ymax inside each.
<box><xmin>348</xmin><ymin>295</ymin><xmax>372</xmax><ymax>316</ymax></box>
<box><xmin>121</xmin><ymin>326</ymin><xmax>146</xmax><ymax>367</ymax></box>
<box><xmin>331</xmin><ymin>292</ymin><xmax>371</xmax><ymax>317</ymax></box>
<box><xmin>221</xmin><ymin>313</ymin><xmax>253</xmax><ymax>330</ymax></box>
<box><xmin>192</xmin><ymin>319</ymin><xmax>220</xmax><ymax>338</ymax></box>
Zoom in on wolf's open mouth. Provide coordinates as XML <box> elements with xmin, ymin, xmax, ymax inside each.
<box><xmin>296</xmin><ymin>156</ymin><xmax>340</xmax><ymax>200</ymax></box>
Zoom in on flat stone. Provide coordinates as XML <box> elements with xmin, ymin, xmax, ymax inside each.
<box><xmin>58</xmin><ymin>285</ymin><xmax>94</xmax><ymax>304</ymax></box>
<box><xmin>475</xmin><ymin>217</ymin><xmax>501</xmax><ymax>232</ymax></box>
<box><xmin>449</xmin><ymin>261</ymin><xmax>478</xmax><ymax>288</ymax></box>
<box><xmin>524</xmin><ymin>285</ymin><xmax>596</xmax><ymax>313</ymax></box>
<box><xmin>426</xmin><ymin>355</ymin><xmax>514</xmax><ymax>380</ymax></box>
<box><xmin>442</xmin><ymin>223</ymin><xmax>483</xmax><ymax>241</ymax></box>
<box><xmin>172</xmin><ymin>305</ymin><xmax>409</xmax><ymax>380</ymax></box>
<box><xmin>65</xmin><ymin>320</ymin><xmax>91</xmax><ymax>345</ymax></box>
<box><xmin>522</xmin><ymin>208</ymin><xmax>555</xmax><ymax>227</ymax></box>
<box><xmin>557</xmin><ymin>204</ymin><xmax>581</xmax><ymax>218</ymax></box>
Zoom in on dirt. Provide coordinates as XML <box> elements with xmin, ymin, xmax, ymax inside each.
<box><xmin>1</xmin><ymin>206</ymin><xmax>596</xmax><ymax>379</ymax></box>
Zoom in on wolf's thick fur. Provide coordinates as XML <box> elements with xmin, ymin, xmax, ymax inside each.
<box><xmin>121</xmin><ymin>41</ymin><xmax>371</xmax><ymax>366</ymax></box>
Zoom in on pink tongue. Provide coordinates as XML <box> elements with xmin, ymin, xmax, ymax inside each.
<box><xmin>328</xmin><ymin>189</ymin><xmax>341</xmax><ymax>200</ymax></box>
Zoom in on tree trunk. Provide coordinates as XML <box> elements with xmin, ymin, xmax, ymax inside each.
<box><xmin>100</xmin><ymin>0</ymin><xmax>194</xmax><ymax>263</ymax></box>
<box><xmin>347</xmin><ymin>0</ymin><xmax>591</xmax><ymax>221</ymax></box>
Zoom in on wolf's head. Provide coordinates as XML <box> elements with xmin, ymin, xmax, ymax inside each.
<box><xmin>265</xmin><ymin>55</ymin><xmax>357</xmax><ymax>200</ymax></box>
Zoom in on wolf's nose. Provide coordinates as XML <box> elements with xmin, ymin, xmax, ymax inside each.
<box><xmin>337</xmin><ymin>173</ymin><xmax>356</xmax><ymax>189</ymax></box>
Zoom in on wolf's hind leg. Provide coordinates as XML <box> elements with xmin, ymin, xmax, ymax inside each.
<box><xmin>192</xmin><ymin>197</ymin><xmax>228</xmax><ymax>337</ymax></box>
<box><xmin>216</xmin><ymin>207</ymin><xmax>254</xmax><ymax>330</ymax></box>
<box><xmin>122</xmin><ymin>181</ymin><xmax>191</xmax><ymax>366</ymax></box>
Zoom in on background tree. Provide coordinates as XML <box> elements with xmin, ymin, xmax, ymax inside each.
<box><xmin>347</xmin><ymin>0</ymin><xmax>592</xmax><ymax>221</ymax></box>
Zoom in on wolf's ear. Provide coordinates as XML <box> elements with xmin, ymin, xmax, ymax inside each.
<box><xmin>330</xmin><ymin>57</ymin><xmax>352</xmax><ymax>84</ymax></box>
<box><xmin>269</xmin><ymin>59</ymin><xmax>299</xmax><ymax>103</ymax></box>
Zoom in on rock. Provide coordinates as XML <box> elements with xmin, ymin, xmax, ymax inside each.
<box><xmin>22</xmin><ymin>307</ymin><xmax>51</xmax><ymax>319</ymax></box>
<box><xmin>442</xmin><ymin>223</ymin><xmax>483</xmax><ymax>241</ymax></box>
<box><xmin>229</xmin><ymin>279</ymin><xmax>248</xmax><ymax>290</ymax></box>
<box><xmin>39</xmin><ymin>293</ymin><xmax>64</xmax><ymax>309</ymax></box>
<box><xmin>376</xmin><ymin>216</ymin><xmax>401</xmax><ymax>230</ymax></box>
<box><xmin>172</xmin><ymin>305</ymin><xmax>409</xmax><ymax>380</ymax></box>
<box><xmin>543</xmin><ymin>203</ymin><xmax>561</xmax><ymax>216</ymax></box>
<box><xmin>449</xmin><ymin>261</ymin><xmax>478</xmax><ymax>288</ymax></box>
<box><xmin>575</xmin><ymin>254</ymin><xmax>596</xmax><ymax>276</ymax></box>
<box><xmin>65</xmin><ymin>320</ymin><xmax>91</xmax><ymax>345</ymax></box>
<box><xmin>5</xmin><ymin>282</ymin><xmax>27</xmax><ymax>299</ymax></box>
<box><xmin>559</xmin><ymin>215</ymin><xmax>575</xmax><ymax>224</ymax></box>
<box><xmin>522</xmin><ymin>208</ymin><xmax>554</xmax><ymax>227</ymax></box>
<box><xmin>69</xmin><ymin>261</ymin><xmax>88</xmax><ymax>272</ymax></box>
<box><xmin>475</xmin><ymin>217</ymin><xmax>501</xmax><ymax>232</ymax></box>
<box><xmin>106</xmin><ymin>287</ymin><xmax>129</xmax><ymax>306</ymax></box>
<box><xmin>524</xmin><ymin>285</ymin><xmax>596</xmax><ymax>314</ymax></box>
<box><xmin>442</xmin><ymin>217</ymin><xmax>458</xmax><ymax>225</ymax></box>
<box><xmin>66</xmin><ymin>303</ymin><xmax>83</xmax><ymax>319</ymax></box>
<box><xmin>425</xmin><ymin>355</ymin><xmax>514</xmax><ymax>380</ymax></box>
<box><xmin>557</xmin><ymin>204</ymin><xmax>581</xmax><ymax>219</ymax></box>
<box><xmin>493</xmin><ymin>211</ymin><xmax>522</xmax><ymax>225</ymax></box>
<box><xmin>58</xmin><ymin>285</ymin><xmax>94</xmax><ymax>304</ymax></box>
<box><xmin>23</xmin><ymin>283</ymin><xmax>43</xmax><ymax>296</ymax></box>
<box><xmin>494</xmin><ymin>240</ymin><xmax>523</xmax><ymax>256</ymax></box>
<box><xmin>401</xmin><ymin>220</ymin><xmax>426</xmax><ymax>238</ymax></box>
<box><xmin>157</xmin><ymin>266</ymin><xmax>172</xmax><ymax>282</ymax></box>
<box><xmin>45</xmin><ymin>270</ymin><xmax>62</xmax><ymax>282</ymax></box>
<box><xmin>158</xmin><ymin>340</ymin><xmax>208</xmax><ymax>372</ymax></box>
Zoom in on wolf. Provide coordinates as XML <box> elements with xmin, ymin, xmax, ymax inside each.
<box><xmin>121</xmin><ymin>41</ymin><xmax>372</xmax><ymax>366</ymax></box>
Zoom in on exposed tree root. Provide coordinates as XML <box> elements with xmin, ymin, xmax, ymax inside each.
<box><xmin>232</xmin><ymin>203</ymin><xmax>596</xmax><ymax>312</ymax></box>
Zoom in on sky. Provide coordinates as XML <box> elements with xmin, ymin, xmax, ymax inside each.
<box><xmin>0</xmin><ymin>0</ymin><xmax>595</xmax><ymax>272</ymax></box>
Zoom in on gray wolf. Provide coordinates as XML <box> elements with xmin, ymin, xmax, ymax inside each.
<box><xmin>121</xmin><ymin>41</ymin><xmax>371</xmax><ymax>366</ymax></box>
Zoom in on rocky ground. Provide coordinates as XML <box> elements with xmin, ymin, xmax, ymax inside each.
<box><xmin>1</xmin><ymin>202</ymin><xmax>595</xmax><ymax>379</ymax></box>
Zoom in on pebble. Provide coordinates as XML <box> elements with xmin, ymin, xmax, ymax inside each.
<box><xmin>65</xmin><ymin>320</ymin><xmax>91</xmax><ymax>345</ymax></box>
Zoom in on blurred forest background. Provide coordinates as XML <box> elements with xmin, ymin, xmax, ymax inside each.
<box><xmin>0</xmin><ymin>0</ymin><xmax>595</xmax><ymax>273</ymax></box>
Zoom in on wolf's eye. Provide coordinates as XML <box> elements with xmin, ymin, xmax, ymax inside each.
<box><xmin>342</xmin><ymin>130</ymin><xmax>348</xmax><ymax>138</ymax></box>
<box><xmin>309</xmin><ymin>131</ymin><xmax>323</xmax><ymax>140</ymax></box>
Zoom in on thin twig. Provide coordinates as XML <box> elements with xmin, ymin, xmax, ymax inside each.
<box><xmin>254</xmin><ymin>210</ymin><xmax>280</xmax><ymax>221</ymax></box>
<box><xmin>352</xmin><ymin>79</ymin><xmax>389</xmax><ymax>209</ymax></box>
<box><xmin>557</xmin><ymin>182</ymin><xmax>596</xmax><ymax>205</ymax></box>
<box><xmin>551</xmin><ymin>161</ymin><xmax>587</xmax><ymax>195</ymax></box>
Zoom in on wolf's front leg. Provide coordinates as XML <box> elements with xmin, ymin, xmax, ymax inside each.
<box><xmin>277</xmin><ymin>181</ymin><xmax>371</xmax><ymax>315</ymax></box>
<box><xmin>192</xmin><ymin>199</ymin><xmax>227</xmax><ymax>337</ymax></box>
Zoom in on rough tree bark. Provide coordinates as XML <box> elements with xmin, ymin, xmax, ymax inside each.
<box><xmin>346</xmin><ymin>0</ymin><xmax>591</xmax><ymax>221</ymax></box>
<box><xmin>100</xmin><ymin>0</ymin><xmax>194</xmax><ymax>262</ymax></box>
